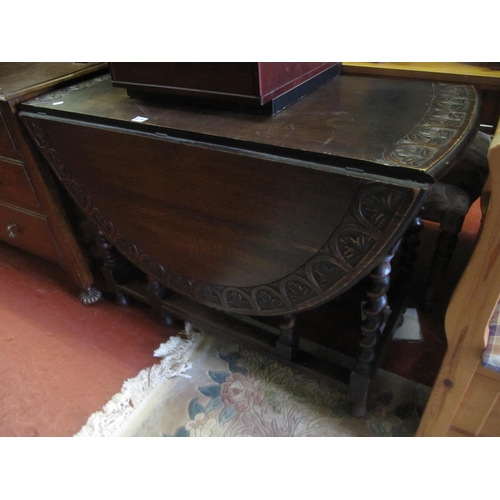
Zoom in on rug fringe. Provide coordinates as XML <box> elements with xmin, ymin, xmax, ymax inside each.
<box><xmin>74</xmin><ymin>324</ymin><xmax>204</xmax><ymax>437</ymax></box>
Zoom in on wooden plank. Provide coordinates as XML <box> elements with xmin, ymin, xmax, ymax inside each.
<box><xmin>416</xmin><ymin>118</ymin><xmax>500</xmax><ymax>436</ymax></box>
<box><xmin>342</xmin><ymin>62</ymin><xmax>500</xmax><ymax>91</ymax></box>
<box><xmin>451</xmin><ymin>374</ymin><xmax>500</xmax><ymax>435</ymax></box>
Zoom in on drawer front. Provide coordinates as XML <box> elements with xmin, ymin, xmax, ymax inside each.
<box><xmin>0</xmin><ymin>109</ymin><xmax>21</xmax><ymax>160</ymax></box>
<box><xmin>0</xmin><ymin>203</ymin><xmax>60</xmax><ymax>262</ymax></box>
<box><xmin>0</xmin><ymin>158</ymin><xmax>41</xmax><ymax>211</ymax></box>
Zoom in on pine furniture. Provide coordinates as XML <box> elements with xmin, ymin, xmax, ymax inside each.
<box><xmin>416</xmin><ymin>119</ymin><xmax>500</xmax><ymax>437</ymax></box>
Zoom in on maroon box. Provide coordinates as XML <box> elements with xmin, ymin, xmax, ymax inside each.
<box><xmin>108</xmin><ymin>62</ymin><xmax>341</xmax><ymax>114</ymax></box>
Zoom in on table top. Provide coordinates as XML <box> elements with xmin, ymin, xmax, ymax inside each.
<box><xmin>19</xmin><ymin>72</ymin><xmax>482</xmax><ymax>315</ymax></box>
<box><xmin>0</xmin><ymin>63</ymin><xmax>107</xmax><ymax>102</ymax></box>
<box><xmin>342</xmin><ymin>62</ymin><xmax>500</xmax><ymax>90</ymax></box>
<box><xmin>21</xmin><ymin>72</ymin><xmax>480</xmax><ymax>184</ymax></box>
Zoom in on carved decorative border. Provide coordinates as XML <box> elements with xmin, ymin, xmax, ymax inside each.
<box><xmin>374</xmin><ymin>83</ymin><xmax>475</xmax><ymax>169</ymax></box>
<box><xmin>23</xmin><ymin>116</ymin><xmax>420</xmax><ymax>315</ymax></box>
<box><xmin>25</xmin><ymin>74</ymin><xmax>111</xmax><ymax>106</ymax></box>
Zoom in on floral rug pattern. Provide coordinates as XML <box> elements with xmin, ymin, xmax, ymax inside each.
<box><xmin>118</xmin><ymin>333</ymin><xmax>430</xmax><ymax>438</ymax></box>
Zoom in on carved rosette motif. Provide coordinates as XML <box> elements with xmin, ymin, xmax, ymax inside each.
<box><xmin>374</xmin><ymin>83</ymin><xmax>475</xmax><ymax>169</ymax></box>
<box><xmin>307</xmin><ymin>259</ymin><xmax>346</xmax><ymax>291</ymax></box>
<box><xmin>253</xmin><ymin>287</ymin><xmax>288</xmax><ymax>311</ymax></box>
<box><xmin>360</xmin><ymin>187</ymin><xmax>406</xmax><ymax>231</ymax></box>
<box><xmin>224</xmin><ymin>289</ymin><xmax>253</xmax><ymax>310</ymax></box>
<box><xmin>195</xmin><ymin>284</ymin><xmax>223</xmax><ymax>306</ymax></box>
<box><xmin>23</xmin><ymin>116</ymin><xmax>421</xmax><ymax>315</ymax></box>
<box><xmin>281</xmin><ymin>279</ymin><xmax>318</xmax><ymax>306</ymax></box>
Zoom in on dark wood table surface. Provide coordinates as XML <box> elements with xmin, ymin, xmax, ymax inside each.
<box><xmin>342</xmin><ymin>62</ymin><xmax>500</xmax><ymax>134</ymax></box>
<box><xmin>19</xmin><ymin>72</ymin><xmax>481</xmax><ymax>414</ymax></box>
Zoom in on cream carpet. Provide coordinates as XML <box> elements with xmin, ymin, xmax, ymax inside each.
<box><xmin>75</xmin><ymin>321</ymin><xmax>430</xmax><ymax>437</ymax></box>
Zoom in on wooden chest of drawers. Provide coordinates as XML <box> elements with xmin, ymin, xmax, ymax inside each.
<box><xmin>0</xmin><ymin>156</ymin><xmax>40</xmax><ymax>210</ymax></box>
<box><xmin>0</xmin><ymin>62</ymin><xmax>106</xmax><ymax>303</ymax></box>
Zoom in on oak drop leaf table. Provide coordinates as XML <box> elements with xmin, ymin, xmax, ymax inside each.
<box><xmin>19</xmin><ymin>73</ymin><xmax>480</xmax><ymax>415</ymax></box>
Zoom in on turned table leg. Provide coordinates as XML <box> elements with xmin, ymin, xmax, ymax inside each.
<box><xmin>398</xmin><ymin>215</ymin><xmax>424</xmax><ymax>292</ymax></box>
<box><xmin>348</xmin><ymin>215</ymin><xmax>424</xmax><ymax>416</ymax></box>
<box><xmin>276</xmin><ymin>314</ymin><xmax>298</xmax><ymax>360</ymax></box>
<box><xmin>388</xmin><ymin>215</ymin><xmax>424</xmax><ymax>316</ymax></box>
<box><xmin>146</xmin><ymin>276</ymin><xmax>175</xmax><ymax>326</ymax></box>
<box><xmin>348</xmin><ymin>245</ymin><xmax>397</xmax><ymax>417</ymax></box>
<box><xmin>94</xmin><ymin>230</ymin><xmax>128</xmax><ymax>306</ymax></box>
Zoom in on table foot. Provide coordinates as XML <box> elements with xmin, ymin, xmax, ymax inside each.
<box><xmin>115</xmin><ymin>292</ymin><xmax>129</xmax><ymax>307</ymax></box>
<box><xmin>79</xmin><ymin>286</ymin><xmax>102</xmax><ymax>305</ymax></box>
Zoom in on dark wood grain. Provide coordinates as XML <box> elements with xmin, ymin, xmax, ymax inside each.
<box><xmin>19</xmin><ymin>72</ymin><xmax>481</xmax><ymax>412</ymax></box>
<box><xmin>0</xmin><ymin>110</ymin><xmax>21</xmax><ymax>158</ymax></box>
<box><xmin>19</xmin><ymin>74</ymin><xmax>480</xmax><ymax>314</ymax></box>
<box><xmin>22</xmin><ymin>112</ymin><xmax>424</xmax><ymax>315</ymax></box>
<box><xmin>0</xmin><ymin>63</ymin><xmax>106</xmax><ymax>303</ymax></box>
<box><xmin>0</xmin><ymin>158</ymin><xmax>41</xmax><ymax>211</ymax></box>
<box><xmin>22</xmin><ymin>74</ymin><xmax>479</xmax><ymax>180</ymax></box>
<box><xmin>0</xmin><ymin>62</ymin><xmax>107</xmax><ymax>101</ymax></box>
<box><xmin>22</xmin><ymin>118</ymin><xmax>361</xmax><ymax>285</ymax></box>
<box><xmin>0</xmin><ymin>203</ymin><xmax>60</xmax><ymax>261</ymax></box>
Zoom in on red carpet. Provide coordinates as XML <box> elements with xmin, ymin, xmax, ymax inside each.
<box><xmin>0</xmin><ymin>201</ymin><xmax>481</xmax><ymax>436</ymax></box>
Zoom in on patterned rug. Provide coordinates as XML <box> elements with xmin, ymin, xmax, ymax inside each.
<box><xmin>75</xmin><ymin>325</ymin><xmax>431</xmax><ymax>437</ymax></box>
